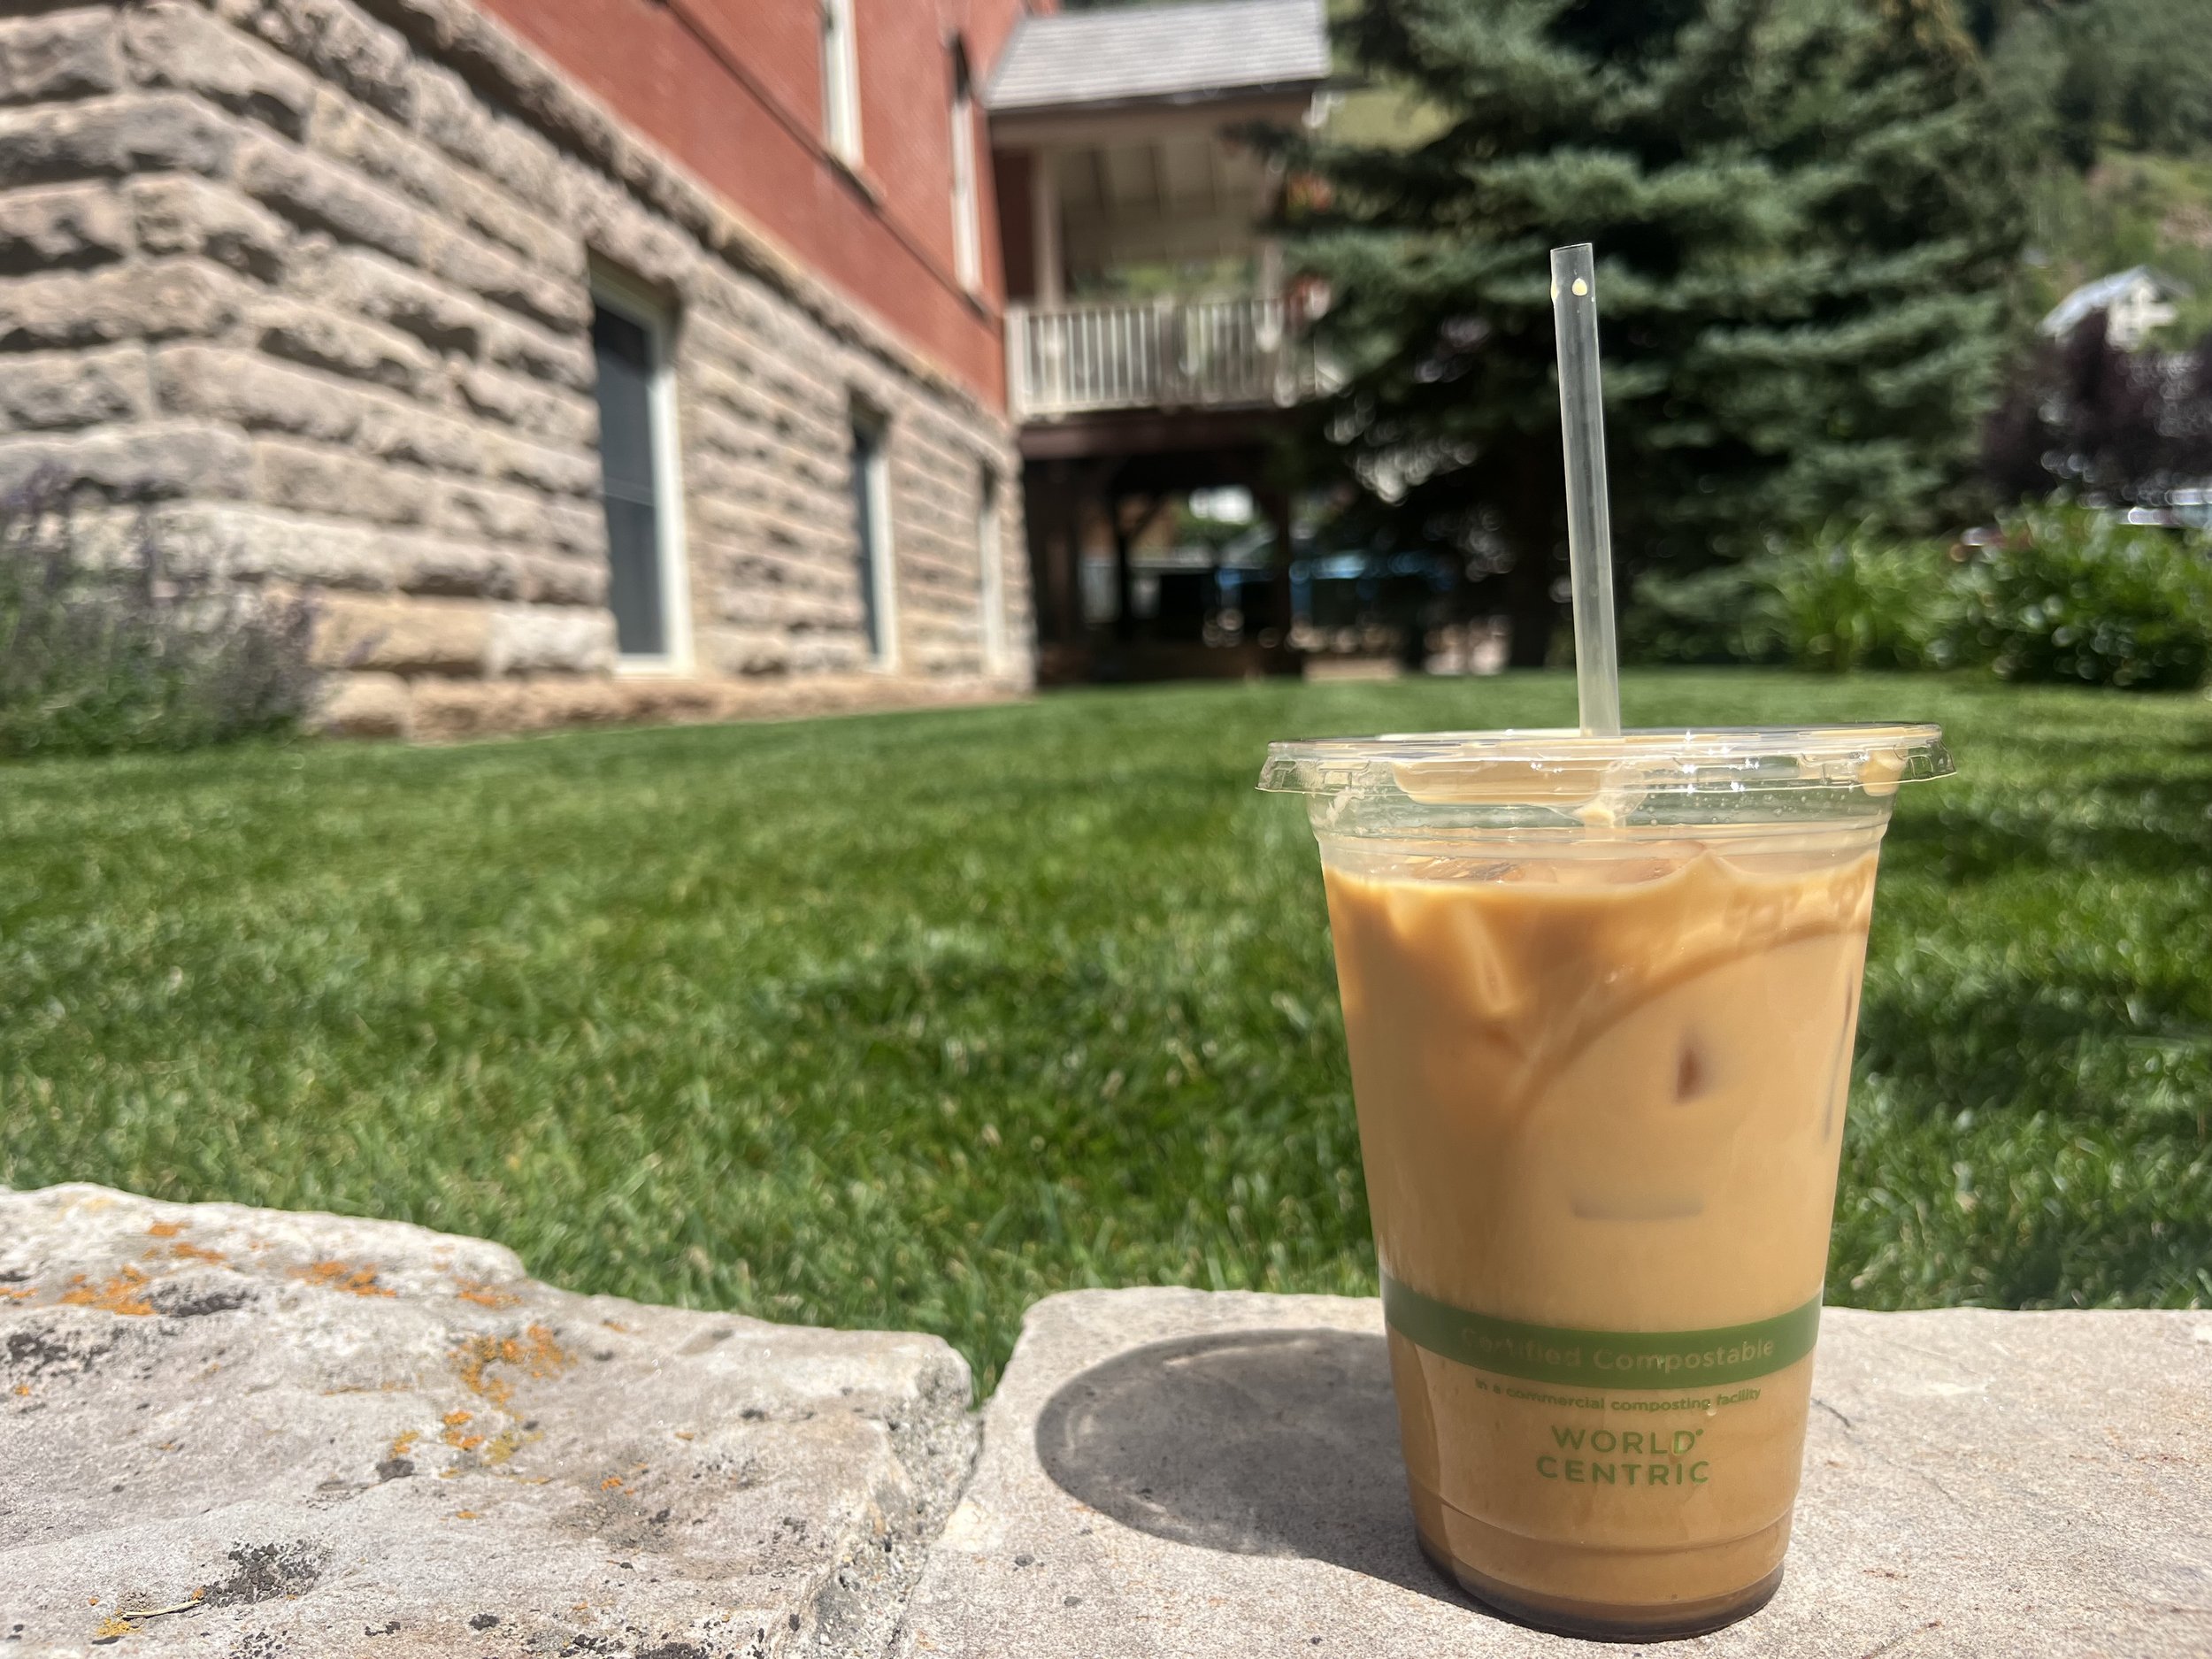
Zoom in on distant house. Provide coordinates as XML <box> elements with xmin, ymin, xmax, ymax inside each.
<box><xmin>987</xmin><ymin>0</ymin><xmax>1333</xmax><ymax>679</ymax></box>
<box><xmin>2039</xmin><ymin>267</ymin><xmax>2190</xmax><ymax>351</ymax></box>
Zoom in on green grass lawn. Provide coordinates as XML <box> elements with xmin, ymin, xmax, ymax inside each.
<box><xmin>3</xmin><ymin>672</ymin><xmax>2208</xmax><ymax>1388</ymax></box>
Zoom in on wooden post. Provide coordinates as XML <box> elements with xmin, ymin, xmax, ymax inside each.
<box><xmin>1031</xmin><ymin>151</ymin><xmax>1063</xmax><ymax>308</ymax></box>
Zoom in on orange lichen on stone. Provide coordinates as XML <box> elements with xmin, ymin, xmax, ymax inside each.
<box><xmin>293</xmin><ymin>1261</ymin><xmax>398</xmax><ymax>1298</ymax></box>
<box><xmin>165</xmin><ymin>1241</ymin><xmax>226</xmax><ymax>1265</ymax></box>
<box><xmin>59</xmin><ymin>1267</ymin><xmax>155</xmax><ymax>1317</ymax></box>
<box><xmin>13</xmin><ymin>1384</ymin><xmax>29</xmax><ymax>1397</ymax></box>
<box><xmin>600</xmin><ymin>1476</ymin><xmax>624</xmax><ymax>1491</ymax></box>
<box><xmin>451</xmin><ymin>1324</ymin><xmax>572</xmax><ymax>1411</ymax></box>
<box><xmin>0</xmin><ymin>1286</ymin><xmax>34</xmax><ymax>1302</ymax></box>
<box><xmin>389</xmin><ymin>1430</ymin><xmax>419</xmax><ymax>1460</ymax></box>
<box><xmin>442</xmin><ymin>1409</ymin><xmax>486</xmax><ymax>1453</ymax></box>
<box><xmin>452</xmin><ymin>1278</ymin><xmax>520</xmax><ymax>1310</ymax></box>
<box><xmin>146</xmin><ymin>1222</ymin><xmax>183</xmax><ymax>1240</ymax></box>
<box><xmin>452</xmin><ymin>1509</ymin><xmax>482</xmax><ymax>1520</ymax></box>
<box><xmin>90</xmin><ymin>1615</ymin><xmax>134</xmax><ymax>1642</ymax></box>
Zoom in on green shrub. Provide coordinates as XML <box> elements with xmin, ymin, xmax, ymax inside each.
<box><xmin>1763</xmin><ymin>528</ymin><xmax>1966</xmax><ymax>673</ymax></box>
<box><xmin>1625</xmin><ymin>505</ymin><xmax>2212</xmax><ymax>689</ymax></box>
<box><xmin>0</xmin><ymin>474</ymin><xmax>320</xmax><ymax>759</ymax></box>
<box><xmin>1959</xmin><ymin>502</ymin><xmax>2212</xmax><ymax>690</ymax></box>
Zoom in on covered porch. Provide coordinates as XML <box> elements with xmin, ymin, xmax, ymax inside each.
<box><xmin>986</xmin><ymin>0</ymin><xmax>1331</xmax><ymax>680</ymax></box>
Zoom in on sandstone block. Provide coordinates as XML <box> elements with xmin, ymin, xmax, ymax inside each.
<box><xmin>0</xmin><ymin>1183</ymin><xmax>974</xmax><ymax>1656</ymax></box>
<box><xmin>389</xmin><ymin>533</ymin><xmax>522</xmax><ymax>600</ymax></box>
<box><xmin>0</xmin><ymin>180</ymin><xmax>128</xmax><ymax>273</ymax></box>
<box><xmin>252</xmin><ymin>294</ymin><xmax>434</xmax><ymax>393</ymax></box>
<box><xmin>353</xmin><ymin>396</ymin><xmax>489</xmax><ymax>477</ymax></box>
<box><xmin>456</xmin><ymin>362</ymin><xmax>596</xmax><ymax>447</ymax></box>
<box><xmin>165</xmin><ymin>344</ymin><xmax>481</xmax><ymax>478</ymax></box>
<box><xmin>423</xmin><ymin>219</ymin><xmax>588</xmax><ymax>334</ymax></box>
<box><xmin>155</xmin><ymin>343</ymin><xmax>358</xmax><ymax>445</ymax></box>
<box><xmin>485</xmin><ymin>603</ymin><xmax>618</xmax><ymax>676</ymax></box>
<box><xmin>255</xmin><ymin>438</ymin><xmax>433</xmax><ymax>528</ymax></box>
<box><xmin>130</xmin><ymin>173</ymin><xmax>291</xmax><ymax>280</ymax></box>
<box><xmin>448</xmin><ymin>164</ymin><xmax>581</xmax><ymax>278</ymax></box>
<box><xmin>0</xmin><ymin>344</ymin><xmax>146</xmax><ymax>430</ymax></box>
<box><xmin>214</xmin><ymin>0</ymin><xmax>415</xmax><ymax>121</ymax></box>
<box><xmin>408</xmin><ymin>58</ymin><xmax>570</xmax><ymax>216</ymax></box>
<box><xmin>124</xmin><ymin>3</ymin><xmax>318</xmax><ymax>141</ymax></box>
<box><xmin>314</xmin><ymin>666</ymin><xmax>412</xmax><ymax>737</ymax></box>
<box><xmin>237</xmin><ymin>132</ymin><xmax>422</xmax><ymax>263</ymax></box>
<box><xmin>303</xmin><ymin>81</ymin><xmax>441</xmax><ymax>196</ymax></box>
<box><xmin>0</xmin><ymin>421</ymin><xmax>251</xmax><ymax>503</ymax></box>
<box><xmin>308</xmin><ymin>243</ymin><xmax>488</xmax><ymax>357</ymax></box>
<box><xmin>485</xmin><ymin>312</ymin><xmax>595</xmax><ymax>392</ymax></box>
<box><xmin>700</xmin><ymin>626</ymin><xmax>794</xmax><ymax>678</ymax></box>
<box><xmin>545</xmin><ymin>495</ymin><xmax>606</xmax><ymax>558</ymax></box>
<box><xmin>515</xmin><ymin>549</ymin><xmax>606</xmax><ymax>606</ymax></box>
<box><xmin>572</xmin><ymin>179</ymin><xmax>698</xmax><ymax>296</ymax></box>
<box><xmin>314</xmin><ymin>591</ymin><xmax>489</xmax><ymax>673</ymax></box>
<box><xmin>897</xmin><ymin>1289</ymin><xmax>2212</xmax><ymax>1659</ymax></box>
<box><xmin>408</xmin><ymin>673</ymin><xmax>618</xmax><ymax>740</ymax></box>
<box><xmin>0</xmin><ymin>94</ymin><xmax>236</xmax><ymax>190</ymax></box>
<box><xmin>0</xmin><ymin>10</ymin><xmax>123</xmax><ymax>106</ymax></box>
<box><xmin>483</xmin><ymin>428</ymin><xmax>599</xmax><ymax>498</ymax></box>
<box><xmin>438</xmin><ymin>480</ymin><xmax>603</xmax><ymax>557</ymax></box>
<box><xmin>157</xmin><ymin>501</ymin><xmax>398</xmax><ymax>592</ymax></box>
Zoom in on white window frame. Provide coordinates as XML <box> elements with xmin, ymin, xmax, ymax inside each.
<box><xmin>977</xmin><ymin>466</ymin><xmax>1005</xmax><ymax>672</ymax></box>
<box><xmin>853</xmin><ymin>409</ymin><xmax>899</xmax><ymax>670</ymax></box>
<box><xmin>821</xmin><ymin>0</ymin><xmax>862</xmax><ymax>166</ymax></box>
<box><xmin>949</xmin><ymin>46</ymin><xmax>981</xmax><ymax>293</ymax></box>
<box><xmin>590</xmin><ymin>270</ymin><xmax>693</xmax><ymax>676</ymax></box>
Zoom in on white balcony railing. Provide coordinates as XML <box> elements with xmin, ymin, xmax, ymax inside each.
<box><xmin>1007</xmin><ymin>292</ymin><xmax>1321</xmax><ymax>422</ymax></box>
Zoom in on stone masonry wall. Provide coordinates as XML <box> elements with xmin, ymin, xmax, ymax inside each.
<box><xmin>0</xmin><ymin>0</ymin><xmax>1032</xmax><ymax>741</ymax></box>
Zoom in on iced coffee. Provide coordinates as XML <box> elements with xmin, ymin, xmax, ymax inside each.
<box><xmin>1262</xmin><ymin>727</ymin><xmax>1950</xmax><ymax>1638</ymax></box>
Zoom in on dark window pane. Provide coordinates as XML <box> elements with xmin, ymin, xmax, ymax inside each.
<box><xmin>852</xmin><ymin>424</ymin><xmax>881</xmax><ymax>657</ymax></box>
<box><xmin>604</xmin><ymin>496</ymin><xmax>664</xmax><ymax>657</ymax></box>
<box><xmin>592</xmin><ymin>301</ymin><xmax>664</xmax><ymax>655</ymax></box>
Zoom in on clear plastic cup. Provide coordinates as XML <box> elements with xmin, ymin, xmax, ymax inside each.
<box><xmin>1260</xmin><ymin>726</ymin><xmax>1953</xmax><ymax>1639</ymax></box>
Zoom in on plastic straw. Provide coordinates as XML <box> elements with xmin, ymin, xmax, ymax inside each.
<box><xmin>1549</xmin><ymin>243</ymin><xmax>1621</xmax><ymax>737</ymax></box>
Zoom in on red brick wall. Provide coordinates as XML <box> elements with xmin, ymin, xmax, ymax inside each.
<box><xmin>476</xmin><ymin>0</ymin><xmax>1029</xmax><ymax>410</ymax></box>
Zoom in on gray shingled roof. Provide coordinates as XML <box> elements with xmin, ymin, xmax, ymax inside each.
<box><xmin>987</xmin><ymin>0</ymin><xmax>1329</xmax><ymax>115</ymax></box>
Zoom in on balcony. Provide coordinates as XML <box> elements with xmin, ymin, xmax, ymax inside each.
<box><xmin>1007</xmin><ymin>291</ymin><xmax>1319</xmax><ymax>422</ymax></box>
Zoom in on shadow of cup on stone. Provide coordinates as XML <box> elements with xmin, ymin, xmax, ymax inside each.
<box><xmin>1033</xmin><ymin>1328</ymin><xmax>1468</xmax><ymax>1606</ymax></box>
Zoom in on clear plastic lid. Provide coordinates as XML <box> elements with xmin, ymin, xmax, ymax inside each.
<box><xmin>1259</xmin><ymin>726</ymin><xmax>1953</xmax><ymax>807</ymax></box>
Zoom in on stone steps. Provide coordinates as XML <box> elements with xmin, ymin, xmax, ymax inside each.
<box><xmin>4</xmin><ymin>1187</ymin><xmax>2207</xmax><ymax>1656</ymax></box>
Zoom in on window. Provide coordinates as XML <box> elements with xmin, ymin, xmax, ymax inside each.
<box><xmin>949</xmin><ymin>44</ymin><xmax>981</xmax><ymax>292</ymax></box>
<box><xmin>850</xmin><ymin>413</ymin><xmax>896</xmax><ymax>666</ymax></box>
<box><xmin>976</xmin><ymin>468</ymin><xmax>1004</xmax><ymax>671</ymax></box>
<box><xmin>820</xmin><ymin>0</ymin><xmax>861</xmax><ymax>165</ymax></box>
<box><xmin>589</xmin><ymin>280</ymin><xmax>689</xmax><ymax>668</ymax></box>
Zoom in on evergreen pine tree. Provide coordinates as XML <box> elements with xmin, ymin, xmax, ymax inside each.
<box><xmin>1284</xmin><ymin>0</ymin><xmax>2027</xmax><ymax>663</ymax></box>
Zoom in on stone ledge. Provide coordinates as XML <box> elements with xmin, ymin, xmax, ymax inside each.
<box><xmin>0</xmin><ymin>1185</ymin><xmax>975</xmax><ymax>1658</ymax></box>
<box><xmin>893</xmin><ymin>1288</ymin><xmax>2212</xmax><ymax>1659</ymax></box>
<box><xmin>314</xmin><ymin>668</ymin><xmax>1030</xmax><ymax>742</ymax></box>
<box><xmin>10</xmin><ymin>1188</ymin><xmax>2204</xmax><ymax>1658</ymax></box>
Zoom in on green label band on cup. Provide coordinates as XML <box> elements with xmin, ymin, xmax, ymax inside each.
<box><xmin>1381</xmin><ymin>1274</ymin><xmax>1822</xmax><ymax>1391</ymax></box>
